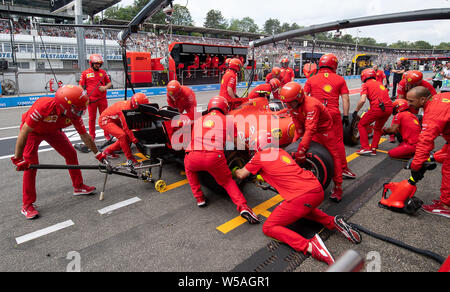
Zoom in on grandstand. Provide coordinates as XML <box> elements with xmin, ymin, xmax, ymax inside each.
<box><xmin>0</xmin><ymin>1</ymin><xmax>447</xmax><ymax>95</ymax></box>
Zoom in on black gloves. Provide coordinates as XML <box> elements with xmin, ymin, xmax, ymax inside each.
<box><xmin>342</xmin><ymin>115</ymin><xmax>349</xmax><ymax>127</ymax></box>
<box><xmin>352</xmin><ymin>111</ymin><xmax>359</xmax><ymax>120</ymax></box>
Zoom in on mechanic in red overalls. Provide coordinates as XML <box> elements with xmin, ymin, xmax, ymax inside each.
<box><xmin>353</xmin><ymin>68</ymin><xmax>393</xmax><ymax>155</ymax></box>
<box><xmin>248</xmin><ymin>78</ymin><xmax>281</xmax><ymax>100</ymax></box>
<box><xmin>279</xmin><ymin>58</ymin><xmax>295</xmax><ymax>86</ymax></box>
<box><xmin>382</xmin><ymin>99</ymin><xmax>421</xmax><ymax>159</ymax></box>
<box><xmin>265</xmin><ymin>67</ymin><xmax>281</xmax><ymax>83</ymax></box>
<box><xmin>79</xmin><ymin>54</ymin><xmax>112</xmax><ymax>141</ymax></box>
<box><xmin>397</xmin><ymin>70</ymin><xmax>436</xmax><ymax>100</ymax></box>
<box><xmin>99</xmin><ymin>93</ymin><xmax>149</xmax><ymax>165</ymax></box>
<box><xmin>211</xmin><ymin>55</ymin><xmax>220</xmax><ymax>76</ymax></box>
<box><xmin>280</xmin><ymin>82</ymin><xmax>344</xmax><ymax>202</ymax></box>
<box><xmin>407</xmin><ymin>87</ymin><xmax>450</xmax><ymax>218</ymax></box>
<box><xmin>184</xmin><ymin>96</ymin><xmax>259</xmax><ymax>224</ymax></box>
<box><xmin>186</xmin><ymin>54</ymin><xmax>199</xmax><ymax>78</ymax></box>
<box><xmin>11</xmin><ymin>85</ymin><xmax>107</xmax><ymax>219</ymax></box>
<box><xmin>219</xmin><ymin>58</ymin><xmax>242</xmax><ymax>107</ymax></box>
<box><xmin>303</xmin><ymin>53</ymin><xmax>355</xmax><ymax>179</ymax></box>
<box><xmin>218</xmin><ymin>58</ymin><xmax>231</xmax><ymax>74</ymax></box>
<box><xmin>235</xmin><ymin>131</ymin><xmax>361</xmax><ymax>265</ymax></box>
<box><xmin>201</xmin><ymin>54</ymin><xmax>212</xmax><ymax>75</ymax></box>
<box><xmin>374</xmin><ymin>64</ymin><xmax>387</xmax><ymax>86</ymax></box>
<box><xmin>166</xmin><ymin>80</ymin><xmax>198</xmax><ymax>119</ymax></box>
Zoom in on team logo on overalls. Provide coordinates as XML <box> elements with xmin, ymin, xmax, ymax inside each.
<box><xmin>281</xmin><ymin>155</ymin><xmax>292</xmax><ymax>164</ymax></box>
<box><xmin>323</xmin><ymin>85</ymin><xmax>332</xmax><ymax>93</ymax></box>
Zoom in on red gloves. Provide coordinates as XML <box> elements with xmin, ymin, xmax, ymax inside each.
<box><xmin>11</xmin><ymin>156</ymin><xmax>30</xmax><ymax>171</ymax></box>
<box><xmin>293</xmin><ymin>143</ymin><xmax>307</xmax><ymax>164</ymax></box>
<box><xmin>95</xmin><ymin>152</ymin><xmax>107</xmax><ymax>163</ymax></box>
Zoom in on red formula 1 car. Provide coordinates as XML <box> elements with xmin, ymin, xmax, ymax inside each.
<box><xmin>125</xmin><ymin>97</ymin><xmax>335</xmax><ymax>190</ymax></box>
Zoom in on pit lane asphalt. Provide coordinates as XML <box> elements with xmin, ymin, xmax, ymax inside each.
<box><xmin>0</xmin><ymin>74</ymin><xmax>448</xmax><ymax>272</ymax></box>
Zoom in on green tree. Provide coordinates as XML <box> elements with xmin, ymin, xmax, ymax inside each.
<box><xmin>171</xmin><ymin>5</ymin><xmax>194</xmax><ymax>26</ymax></box>
<box><xmin>204</xmin><ymin>10</ymin><xmax>228</xmax><ymax>29</ymax></box>
<box><xmin>228</xmin><ymin>17</ymin><xmax>259</xmax><ymax>33</ymax></box>
<box><xmin>264</xmin><ymin>18</ymin><xmax>281</xmax><ymax>35</ymax></box>
<box><xmin>436</xmin><ymin>42</ymin><xmax>450</xmax><ymax>50</ymax></box>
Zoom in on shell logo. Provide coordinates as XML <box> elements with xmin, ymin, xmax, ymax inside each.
<box><xmin>407</xmin><ymin>78</ymin><xmax>412</xmax><ymax>82</ymax></box>
<box><xmin>203</xmin><ymin>120</ymin><xmax>215</xmax><ymax>128</ymax></box>
<box><xmin>323</xmin><ymin>85</ymin><xmax>332</xmax><ymax>93</ymax></box>
<box><xmin>380</xmin><ymin>85</ymin><xmax>386</xmax><ymax>90</ymax></box>
<box><xmin>281</xmin><ymin>155</ymin><xmax>292</xmax><ymax>164</ymax></box>
<box><xmin>413</xmin><ymin>119</ymin><xmax>419</xmax><ymax>125</ymax></box>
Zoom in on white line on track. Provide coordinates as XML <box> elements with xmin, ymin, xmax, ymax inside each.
<box><xmin>15</xmin><ymin>220</ymin><xmax>75</xmax><ymax>245</ymax></box>
<box><xmin>97</xmin><ymin>197</ymin><xmax>142</xmax><ymax>215</ymax></box>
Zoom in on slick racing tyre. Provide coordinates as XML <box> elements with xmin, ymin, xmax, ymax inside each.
<box><xmin>198</xmin><ymin>151</ymin><xmax>250</xmax><ymax>195</ymax></box>
<box><xmin>343</xmin><ymin>113</ymin><xmax>360</xmax><ymax>146</ymax></box>
<box><xmin>284</xmin><ymin>140</ymin><xmax>334</xmax><ymax>190</ymax></box>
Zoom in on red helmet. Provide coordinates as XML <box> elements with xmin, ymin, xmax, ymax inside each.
<box><xmin>89</xmin><ymin>54</ymin><xmax>104</xmax><ymax>67</ymax></box>
<box><xmin>279</xmin><ymin>82</ymin><xmax>305</xmax><ymax>103</ymax></box>
<box><xmin>130</xmin><ymin>93</ymin><xmax>149</xmax><ymax>109</ymax></box>
<box><xmin>405</xmin><ymin>70</ymin><xmax>423</xmax><ymax>86</ymax></box>
<box><xmin>249</xmin><ymin>131</ymin><xmax>273</xmax><ymax>152</ymax></box>
<box><xmin>280</xmin><ymin>58</ymin><xmax>289</xmax><ymax>68</ymax></box>
<box><xmin>208</xmin><ymin>96</ymin><xmax>229</xmax><ymax>115</ymax></box>
<box><xmin>361</xmin><ymin>68</ymin><xmax>377</xmax><ymax>83</ymax></box>
<box><xmin>392</xmin><ymin>98</ymin><xmax>410</xmax><ymax>115</ymax></box>
<box><xmin>167</xmin><ymin>80</ymin><xmax>182</xmax><ymax>98</ymax></box>
<box><xmin>54</xmin><ymin>85</ymin><xmax>88</xmax><ymax>119</ymax></box>
<box><xmin>269</xmin><ymin>78</ymin><xmax>281</xmax><ymax>91</ymax></box>
<box><xmin>271</xmin><ymin>67</ymin><xmax>281</xmax><ymax>76</ymax></box>
<box><xmin>224</xmin><ymin>58</ymin><xmax>232</xmax><ymax>67</ymax></box>
<box><xmin>319</xmin><ymin>53</ymin><xmax>338</xmax><ymax>72</ymax></box>
<box><xmin>229</xmin><ymin>58</ymin><xmax>242</xmax><ymax>71</ymax></box>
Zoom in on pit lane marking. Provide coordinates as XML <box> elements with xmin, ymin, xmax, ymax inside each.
<box><xmin>98</xmin><ymin>197</ymin><xmax>142</xmax><ymax>215</ymax></box>
<box><xmin>15</xmin><ymin>220</ymin><xmax>75</xmax><ymax>245</ymax></box>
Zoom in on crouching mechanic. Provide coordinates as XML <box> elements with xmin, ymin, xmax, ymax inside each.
<box><xmin>166</xmin><ymin>80</ymin><xmax>197</xmax><ymax>119</ymax></box>
<box><xmin>354</xmin><ymin>68</ymin><xmax>393</xmax><ymax>156</ymax></box>
<box><xmin>248</xmin><ymin>78</ymin><xmax>281</xmax><ymax>100</ymax></box>
<box><xmin>235</xmin><ymin>131</ymin><xmax>361</xmax><ymax>266</ymax></box>
<box><xmin>11</xmin><ymin>85</ymin><xmax>107</xmax><ymax>219</ymax></box>
<box><xmin>280</xmin><ymin>82</ymin><xmax>344</xmax><ymax>202</ymax></box>
<box><xmin>406</xmin><ymin>87</ymin><xmax>450</xmax><ymax>218</ymax></box>
<box><xmin>383</xmin><ymin>99</ymin><xmax>421</xmax><ymax>159</ymax></box>
<box><xmin>184</xmin><ymin>96</ymin><xmax>259</xmax><ymax>224</ymax></box>
<box><xmin>99</xmin><ymin>93</ymin><xmax>149</xmax><ymax>165</ymax></box>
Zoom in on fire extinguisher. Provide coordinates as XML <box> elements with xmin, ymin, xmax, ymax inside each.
<box><xmin>47</xmin><ymin>79</ymin><xmax>63</xmax><ymax>92</ymax></box>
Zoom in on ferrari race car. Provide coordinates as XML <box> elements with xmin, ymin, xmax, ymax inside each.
<box><xmin>124</xmin><ymin>96</ymin><xmax>335</xmax><ymax>191</ymax></box>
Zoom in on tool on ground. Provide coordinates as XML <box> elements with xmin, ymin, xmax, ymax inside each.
<box><xmin>29</xmin><ymin>158</ymin><xmax>167</xmax><ymax>200</ymax></box>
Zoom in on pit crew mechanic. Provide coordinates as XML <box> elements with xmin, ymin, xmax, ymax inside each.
<box><xmin>406</xmin><ymin>87</ymin><xmax>450</xmax><ymax>218</ymax></box>
<box><xmin>303</xmin><ymin>53</ymin><xmax>355</xmax><ymax>179</ymax></box>
<box><xmin>235</xmin><ymin>131</ymin><xmax>361</xmax><ymax>266</ymax></box>
<box><xmin>166</xmin><ymin>80</ymin><xmax>198</xmax><ymax>119</ymax></box>
<box><xmin>382</xmin><ymin>99</ymin><xmax>421</xmax><ymax>160</ymax></box>
<box><xmin>279</xmin><ymin>81</ymin><xmax>345</xmax><ymax>202</ymax></box>
<box><xmin>353</xmin><ymin>68</ymin><xmax>393</xmax><ymax>156</ymax></box>
<box><xmin>184</xmin><ymin>96</ymin><xmax>260</xmax><ymax>224</ymax></box>
<box><xmin>11</xmin><ymin>85</ymin><xmax>107</xmax><ymax>220</ymax></box>
<box><xmin>98</xmin><ymin>93</ymin><xmax>149</xmax><ymax>165</ymax></box>
<box><xmin>79</xmin><ymin>54</ymin><xmax>112</xmax><ymax>141</ymax></box>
